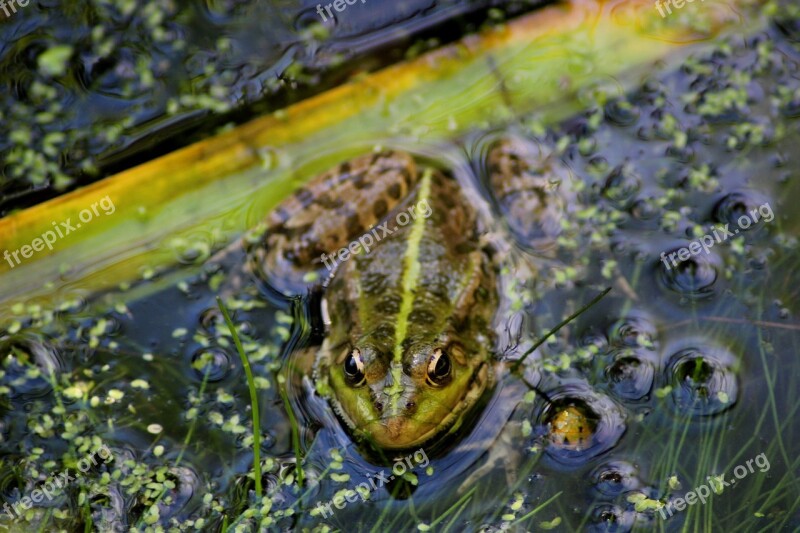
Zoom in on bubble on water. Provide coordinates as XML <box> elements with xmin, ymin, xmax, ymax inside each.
<box><xmin>774</xmin><ymin>14</ymin><xmax>800</xmax><ymax>45</ymax></box>
<box><xmin>604</xmin><ymin>349</ymin><xmax>656</xmax><ymax>401</ymax></box>
<box><xmin>604</xmin><ymin>99</ymin><xmax>641</xmax><ymax>127</ymax></box>
<box><xmin>198</xmin><ymin>307</ymin><xmax>223</xmax><ymax>333</ymax></box>
<box><xmin>602</xmin><ymin>164</ymin><xmax>641</xmax><ymax>207</ymax></box>
<box><xmin>236</xmin><ymin>428</ymin><xmax>276</xmax><ymax>453</ymax></box>
<box><xmin>0</xmin><ymin>335</ymin><xmax>65</xmax><ymax>399</ymax></box>
<box><xmin>665</xmin><ymin>344</ymin><xmax>738</xmax><ymax>417</ymax></box>
<box><xmin>535</xmin><ymin>382</ymin><xmax>626</xmax><ymax>466</ymax></box>
<box><xmin>171</xmin><ymin>237</ymin><xmax>212</xmax><ymax>265</ymax></box>
<box><xmin>79</xmin><ymin>316</ymin><xmax>124</xmax><ymax>342</ymax></box>
<box><xmin>0</xmin><ymin>461</ymin><xmax>25</xmax><ymax>502</ymax></box>
<box><xmin>630</xmin><ymin>196</ymin><xmax>660</xmax><ymax>221</ymax></box>
<box><xmin>190</xmin><ymin>347</ymin><xmax>233</xmax><ymax>382</ymax></box>
<box><xmin>657</xmin><ymin>250</ymin><xmax>718</xmax><ymax>299</ymax></box>
<box><xmin>587</xmin><ymin>504</ymin><xmax>635</xmax><ymax>532</ymax></box>
<box><xmin>591</xmin><ymin>461</ymin><xmax>642</xmax><ymax>498</ymax></box>
<box><xmin>154</xmin><ymin>466</ymin><xmax>201</xmax><ymax>521</ymax></box>
<box><xmin>608</xmin><ymin>314</ymin><xmax>658</xmax><ymax>350</ymax></box>
<box><xmin>233</xmin><ymin>456</ymin><xmax>299</xmax><ymax>505</ymax></box>
<box><xmin>90</xmin><ymin>485</ymin><xmax>127</xmax><ymax>532</ymax></box>
<box><xmin>258</xmin><ymin>470</ymin><xmax>284</xmax><ymax>495</ymax></box>
<box><xmin>713</xmin><ymin>190</ymin><xmax>771</xmax><ymax>230</ymax></box>
<box><xmin>580</xmin><ymin>327</ymin><xmax>609</xmax><ymax>352</ymax></box>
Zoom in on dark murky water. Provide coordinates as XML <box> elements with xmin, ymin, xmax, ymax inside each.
<box><xmin>0</xmin><ymin>0</ymin><xmax>540</xmax><ymax>215</ymax></box>
<box><xmin>1</xmin><ymin>1</ymin><xmax>800</xmax><ymax>532</ymax></box>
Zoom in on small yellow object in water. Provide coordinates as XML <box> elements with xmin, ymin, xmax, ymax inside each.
<box><xmin>548</xmin><ymin>406</ymin><xmax>593</xmax><ymax>450</ymax></box>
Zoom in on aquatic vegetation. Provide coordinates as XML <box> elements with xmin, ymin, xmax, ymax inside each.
<box><xmin>217</xmin><ymin>297</ymin><xmax>262</xmax><ymax>498</ymax></box>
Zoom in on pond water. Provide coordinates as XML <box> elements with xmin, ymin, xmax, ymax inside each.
<box><xmin>0</xmin><ymin>0</ymin><xmax>535</xmax><ymax>215</ymax></box>
<box><xmin>1</xmin><ymin>1</ymin><xmax>799</xmax><ymax>532</ymax></box>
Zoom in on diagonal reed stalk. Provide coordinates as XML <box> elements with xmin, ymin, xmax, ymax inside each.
<box><xmin>510</xmin><ymin>287</ymin><xmax>612</xmax><ymax>373</ymax></box>
<box><xmin>217</xmin><ymin>296</ymin><xmax>262</xmax><ymax>498</ymax></box>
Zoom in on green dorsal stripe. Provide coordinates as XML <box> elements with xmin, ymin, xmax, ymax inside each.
<box><xmin>383</xmin><ymin>168</ymin><xmax>432</xmax><ymax>416</ymax></box>
<box><xmin>393</xmin><ymin>167</ymin><xmax>433</xmax><ymax>363</ymax></box>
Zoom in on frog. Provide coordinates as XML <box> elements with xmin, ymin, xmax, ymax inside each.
<box><xmin>247</xmin><ymin>137</ymin><xmax>576</xmax><ymax>453</ymax></box>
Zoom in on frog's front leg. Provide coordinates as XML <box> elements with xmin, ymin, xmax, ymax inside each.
<box><xmin>248</xmin><ymin>150</ymin><xmax>419</xmax><ymax>295</ymax></box>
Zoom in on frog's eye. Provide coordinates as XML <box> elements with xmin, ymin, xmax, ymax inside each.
<box><xmin>344</xmin><ymin>348</ymin><xmax>366</xmax><ymax>386</ymax></box>
<box><xmin>426</xmin><ymin>348</ymin><xmax>451</xmax><ymax>386</ymax></box>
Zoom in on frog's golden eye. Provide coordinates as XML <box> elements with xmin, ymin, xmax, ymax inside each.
<box><xmin>344</xmin><ymin>348</ymin><xmax>366</xmax><ymax>386</ymax></box>
<box><xmin>426</xmin><ymin>348</ymin><xmax>451</xmax><ymax>386</ymax></box>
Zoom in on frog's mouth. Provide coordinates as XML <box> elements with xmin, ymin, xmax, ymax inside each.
<box><xmin>334</xmin><ymin>362</ymin><xmax>491</xmax><ymax>451</ymax></box>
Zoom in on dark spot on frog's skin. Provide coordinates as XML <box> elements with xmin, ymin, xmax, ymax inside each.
<box><xmin>308</xmin><ymin>244</ymin><xmax>327</xmax><ymax>263</ymax></box>
<box><xmin>270</xmin><ymin>206</ymin><xmax>291</xmax><ymax>225</ymax></box>
<box><xmin>427</xmin><ymin>285</ymin><xmax>448</xmax><ymax>300</ymax></box>
<box><xmin>352</xmin><ymin>171</ymin><xmax>372</xmax><ymax>189</ymax></box>
<box><xmin>376</xmin><ymin>297</ymin><xmax>400</xmax><ymax>314</ymax></box>
<box><xmin>285</xmin><ymin>223</ymin><xmax>312</xmax><ymax>243</ymax></box>
<box><xmin>295</xmin><ymin>187</ymin><xmax>314</xmax><ymax>205</ymax></box>
<box><xmin>372</xmin><ymin>323</ymin><xmax>395</xmax><ymax>340</ymax></box>
<box><xmin>455</xmin><ymin>242</ymin><xmax>473</xmax><ymax>254</ymax></box>
<box><xmin>283</xmin><ymin>249</ymin><xmax>299</xmax><ymax>263</ymax></box>
<box><xmin>339</xmin><ymin>161</ymin><xmax>352</xmax><ymax>175</ymax></box>
<box><xmin>400</xmin><ymin>167</ymin><xmax>414</xmax><ymax>187</ymax></box>
<box><xmin>408</xmin><ymin>309</ymin><xmax>436</xmax><ymax>325</ymax></box>
<box><xmin>360</xmin><ymin>271</ymin><xmax>388</xmax><ymax>293</ymax></box>
<box><xmin>476</xmin><ymin>286</ymin><xmax>491</xmax><ymax>302</ymax></box>
<box><xmin>316</xmin><ymin>194</ymin><xmax>343</xmax><ymax>209</ymax></box>
<box><xmin>388</xmin><ymin>182</ymin><xmax>402</xmax><ymax>200</ymax></box>
<box><xmin>370</xmin><ymin>151</ymin><xmax>392</xmax><ymax>166</ymax></box>
<box><xmin>400</xmin><ymin>337</ymin><xmax>414</xmax><ymax>353</ymax></box>
<box><xmin>374</xmin><ymin>199</ymin><xmax>389</xmax><ymax>219</ymax></box>
<box><xmin>508</xmin><ymin>154</ymin><xmax>524</xmax><ymax>175</ymax></box>
<box><xmin>324</xmin><ymin>233</ymin><xmax>344</xmax><ymax>250</ymax></box>
<box><xmin>345</xmin><ymin>212</ymin><xmax>363</xmax><ymax>235</ymax></box>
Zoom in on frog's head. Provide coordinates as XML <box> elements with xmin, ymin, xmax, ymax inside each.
<box><xmin>323</xmin><ymin>331</ymin><xmax>491</xmax><ymax>450</ymax></box>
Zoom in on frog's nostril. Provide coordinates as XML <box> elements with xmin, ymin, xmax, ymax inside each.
<box><xmin>405</xmin><ymin>401</ymin><xmax>415</xmax><ymax>410</ymax></box>
<box><xmin>375</xmin><ymin>401</ymin><xmax>384</xmax><ymax>412</ymax></box>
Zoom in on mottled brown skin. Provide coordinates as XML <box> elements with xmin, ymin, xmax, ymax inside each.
<box><xmin>252</xmin><ymin>151</ymin><xmax>418</xmax><ymax>292</ymax></box>
<box><xmin>257</xmin><ymin>140</ymin><xmax>573</xmax><ymax>450</ymax></box>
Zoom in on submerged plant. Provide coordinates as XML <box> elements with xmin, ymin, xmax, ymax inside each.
<box><xmin>217</xmin><ymin>296</ymin><xmax>262</xmax><ymax>498</ymax></box>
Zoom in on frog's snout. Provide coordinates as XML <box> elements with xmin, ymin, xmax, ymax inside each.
<box><xmin>363</xmin><ymin>415</ymin><xmax>433</xmax><ymax>450</ymax></box>
<box><xmin>384</xmin><ymin>416</ymin><xmax>410</xmax><ymax>439</ymax></box>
